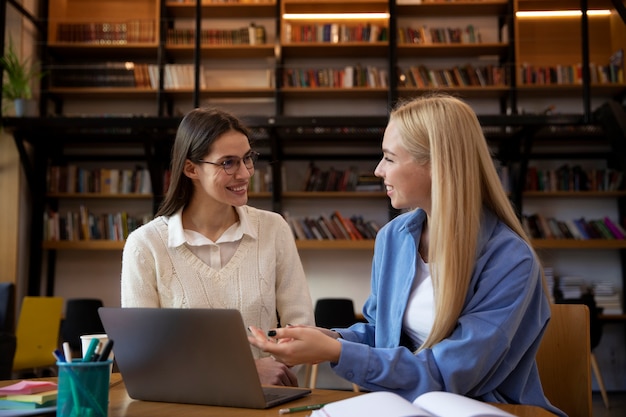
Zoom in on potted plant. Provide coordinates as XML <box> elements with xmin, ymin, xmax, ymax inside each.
<box><xmin>0</xmin><ymin>38</ymin><xmax>42</xmax><ymax>116</ymax></box>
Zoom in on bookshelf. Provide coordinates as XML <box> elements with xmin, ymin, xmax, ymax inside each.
<box><xmin>394</xmin><ymin>0</ymin><xmax>511</xmax><ymax>109</ymax></box>
<box><xmin>515</xmin><ymin>0</ymin><xmax>626</xmax><ymax>114</ymax></box>
<box><xmin>3</xmin><ymin>0</ymin><xmax>626</xmax><ymax>361</ymax></box>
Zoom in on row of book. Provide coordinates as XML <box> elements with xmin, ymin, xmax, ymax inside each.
<box><xmin>283</xmin><ymin>23</ymin><xmax>388</xmax><ymax>44</ymax></box>
<box><xmin>50</xmin><ymin>62</ymin><xmax>141</xmax><ymax>88</ymax></box>
<box><xmin>545</xmin><ymin>272</ymin><xmax>623</xmax><ymax>314</ymax></box>
<box><xmin>166</xmin><ymin>24</ymin><xmax>267</xmax><ymax>46</ymax></box>
<box><xmin>399</xmin><ymin>64</ymin><xmax>507</xmax><ymax>89</ymax></box>
<box><xmin>282</xmin><ymin>65</ymin><xmax>389</xmax><ymax>89</ymax></box>
<box><xmin>302</xmin><ymin>163</ymin><xmax>383</xmax><ymax>193</ymax></box>
<box><xmin>47</xmin><ymin>165</ymin><xmax>152</xmax><ymax>195</ymax></box>
<box><xmin>525</xmin><ymin>165</ymin><xmax>624</xmax><ymax>192</ymax></box>
<box><xmin>398</xmin><ymin>24</ymin><xmax>482</xmax><ymax>45</ymax></box>
<box><xmin>43</xmin><ymin>207</ymin><xmax>150</xmax><ymax>242</ymax></box>
<box><xmin>518</xmin><ymin>59</ymin><xmax>624</xmax><ymax>86</ymax></box>
<box><xmin>285</xmin><ymin>211</ymin><xmax>382</xmax><ymax>241</ymax></box>
<box><xmin>522</xmin><ymin>214</ymin><xmax>626</xmax><ymax>240</ymax></box>
<box><xmin>55</xmin><ymin>20</ymin><xmax>156</xmax><ymax>44</ymax></box>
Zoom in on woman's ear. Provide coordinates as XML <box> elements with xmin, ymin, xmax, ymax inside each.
<box><xmin>183</xmin><ymin>159</ymin><xmax>199</xmax><ymax>179</ymax></box>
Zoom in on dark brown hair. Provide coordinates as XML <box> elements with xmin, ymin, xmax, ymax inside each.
<box><xmin>156</xmin><ymin>107</ymin><xmax>250</xmax><ymax>217</ymax></box>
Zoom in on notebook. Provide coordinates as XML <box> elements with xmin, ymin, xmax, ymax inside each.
<box><xmin>98</xmin><ymin>307</ymin><xmax>311</xmax><ymax>409</ymax></box>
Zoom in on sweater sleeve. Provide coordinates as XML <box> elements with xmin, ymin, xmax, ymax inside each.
<box><xmin>121</xmin><ymin>221</ymin><xmax>161</xmax><ymax>307</ymax></box>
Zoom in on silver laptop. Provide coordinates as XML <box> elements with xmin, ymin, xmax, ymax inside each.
<box><xmin>98</xmin><ymin>307</ymin><xmax>311</xmax><ymax>409</ymax></box>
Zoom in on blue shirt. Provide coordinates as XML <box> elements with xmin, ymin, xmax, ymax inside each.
<box><xmin>332</xmin><ymin>208</ymin><xmax>565</xmax><ymax>417</ymax></box>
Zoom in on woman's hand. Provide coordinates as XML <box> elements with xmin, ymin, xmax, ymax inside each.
<box><xmin>254</xmin><ymin>357</ymin><xmax>299</xmax><ymax>386</ymax></box>
<box><xmin>248</xmin><ymin>325</ymin><xmax>342</xmax><ymax>367</ymax></box>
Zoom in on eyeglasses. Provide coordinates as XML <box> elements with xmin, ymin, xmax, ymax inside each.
<box><xmin>197</xmin><ymin>151</ymin><xmax>260</xmax><ymax>175</ymax></box>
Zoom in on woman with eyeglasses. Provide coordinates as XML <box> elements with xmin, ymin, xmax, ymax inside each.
<box><xmin>121</xmin><ymin>107</ymin><xmax>314</xmax><ymax>387</ymax></box>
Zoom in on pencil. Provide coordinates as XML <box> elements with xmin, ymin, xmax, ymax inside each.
<box><xmin>278</xmin><ymin>403</ymin><xmax>326</xmax><ymax>414</ymax></box>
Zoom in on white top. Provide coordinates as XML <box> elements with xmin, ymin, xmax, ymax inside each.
<box><xmin>169</xmin><ymin>206</ymin><xmax>251</xmax><ymax>269</ymax></box>
<box><xmin>402</xmin><ymin>255</ymin><xmax>434</xmax><ymax>348</ymax></box>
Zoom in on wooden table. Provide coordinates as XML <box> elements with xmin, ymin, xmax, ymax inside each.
<box><xmin>1</xmin><ymin>373</ymin><xmax>557</xmax><ymax>417</ymax></box>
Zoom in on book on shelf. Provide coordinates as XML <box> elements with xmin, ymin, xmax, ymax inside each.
<box><xmin>43</xmin><ymin>206</ymin><xmax>149</xmax><ymax>242</ymax></box>
<box><xmin>523</xmin><ymin>214</ymin><xmax>625</xmax><ymax>240</ymax></box>
<box><xmin>47</xmin><ymin>165</ymin><xmax>151</xmax><ymax>195</ymax></box>
<box><xmin>525</xmin><ymin>165</ymin><xmax>623</xmax><ymax>192</ymax></box>
<box><xmin>55</xmin><ymin>20</ymin><xmax>156</xmax><ymax>44</ymax></box>
<box><xmin>608</xmin><ymin>48</ymin><xmax>624</xmax><ymax>84</ymax></box>
<box><xmin>309</xmin><ymin>390</ymin><xmax>514</xmax><ymax>417</ymax></box>
<box><xmin>286</xmin><ymin>212</ymin><xmax>380</xmax><ymax>241</ymax></box>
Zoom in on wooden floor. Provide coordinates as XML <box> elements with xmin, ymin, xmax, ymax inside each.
<box><xmin>592</xmin><ymin>392</ymin><xmax>626</xmax><ymax>417</ymax></box>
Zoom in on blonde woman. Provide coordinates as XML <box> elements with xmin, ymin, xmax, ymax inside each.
<box><xmin>249</xmin><ymin>94</ymin><xmax>564</xmax><ymax>416</ymax></box>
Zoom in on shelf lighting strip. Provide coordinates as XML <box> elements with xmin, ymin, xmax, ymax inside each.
<box><xmin>516</xmin><ymin>10</ymin><xmax>611</xmax><ymax>18</ymax></box>
<box><xmin>283</xmin><ymin>13</ymin><xmax>390</xmax><ymax>20</ymax></box>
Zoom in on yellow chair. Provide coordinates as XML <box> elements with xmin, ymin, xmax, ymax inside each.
<box><xmin>12</xmin><ymin>296</ymin><xmax>63</xmax><ymax>375</ymax></box>
<box><xmin>536</xmin><ymin>303</ymin><xmax>592</xmax><ymax>417</ymax></box>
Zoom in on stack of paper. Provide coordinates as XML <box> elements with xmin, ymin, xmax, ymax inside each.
<box><xmin>0</xmin><ymin>381</ymin><xmax>58</xmax><ymax>410</ymax></box>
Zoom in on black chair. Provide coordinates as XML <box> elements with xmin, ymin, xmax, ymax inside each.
<box><xmin>0</xmin><ymin>282</ymin><xmax>16</xmax><ymax>379</ymax></box>
<box><xmin>308</xmin><ymin>298</ymin><xmax>360</xmax><ymax>390</ymax></box>
<box><xmin>314</xmin><ymin>298</ymin><xmax>359</xmax><ymax>329</ymax></box>
<box><xmin>60</xmin><ymin>298</ymin><xmax>105</xmax><ymax>354</ymax></box>
<box><xmin>0</xmin><ymin>282</ymin><xmax>16</xmax><ymax>334</ymax></box>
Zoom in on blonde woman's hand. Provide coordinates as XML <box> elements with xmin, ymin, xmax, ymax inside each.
<box><xmin>248</xmin><ymin>325</ymin><xmax>342</xmax><ymax>367</ymax></box>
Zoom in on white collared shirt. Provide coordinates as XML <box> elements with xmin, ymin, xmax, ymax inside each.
<box><xmin>167</xmin><ymin>206</ymin><xmax>257</xmax><ymax>269</ymax></box>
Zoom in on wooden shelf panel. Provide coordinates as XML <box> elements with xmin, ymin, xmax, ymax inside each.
<box><xmin>523</xmin><ymin>191</ymin><xmax>626</xmax><ymax>198</ymax></box>
<box><xmin>516</xmin><ymin>84</ymin><xmax>626</xmax><ymax>97</ymax></box>
<box><xmin>165</xmin><ymin>44</ymin><xmax>276</xmax><ymax>60</ymax></box>
<box><xmin>46</xmin><ymin>44</ymin><xmax>159</xmax><ymax>60</ymax></box>
<box><xmin>531</xmin><ymin>239</ymin><xmax>626</xmax><ymax>249</ymax></box>
<box><xmin>295</xmin><ymin>239</ymin><xmax>375</xmax><ymax>250</ymax></box>
<box><xmin>397</xmin><ymin>43</ymin><xmax>509</xmax><ymax>58</ymax></box>
<box><xmin>47</xmin><ymin>193</ymin><xmax>153</xmax><ymax>199</ymax></box>
<box><xmin>47</xmin><ymin>87</ymin><xmax>158</xmax><ymax>98</ymax></box>
<box><xmin>281</xmin><ymin>42</ymin><xmax>389</xmax><ymax>58</ymax></box>
<box><xmin>282</xmin><ymin>0</ymin><xmax>389</xmax><ymax>14</ymax></box>
<box><xmin>396</xmin><ymin>0</ymin><xmax>509</xmax><ymax>17</ymax></box>
<box><xmin>398</xmin><ymin>86</ymin><xmax>509</xmax><ymax>99</ymax></box>
<box><xmin>165</xmin><ymin>2</ymin><xmax>277</xmax><ymax>19</ymax></box>
<box><xmin>279</xmin><ymin>87</ymin><xmax>388</xmax><ymax>99</ymax></box>
<box><xmin>283</xmin><ymin>191</ymin><xmax>386</xmax><ymax>198</ymax></box>
<box><xmin>517</xmin><ymin>0</ymin><xmax>618</xmax><ymax>12</ymax></box>
<box><xmin>248</xmin><ymin>192</ymin><xmax>272</xmax><ymax>199</ymax></box>
<box><xmin>164</xmin><ymin>88</ymin><xmax>276</xmax><ymax>99</ymax></box>
<box><xmin>43</xmin><ymin>240</ymin><xmax>125</xmax><ymax>250</ymax></box>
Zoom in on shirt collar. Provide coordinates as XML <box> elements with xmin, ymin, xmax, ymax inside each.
<box><xmin>167</xmin><ymin>206</ymin><xmax>257</xmax><ymax>247</ymax></box>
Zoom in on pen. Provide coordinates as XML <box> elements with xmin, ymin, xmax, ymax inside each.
<box><xmin>82</xmin><ymin>337</ymin><xmax>100</xmax><ymax>362</ymax></box>
<box><xmin>278</xmin><ymin>403</ymin><xmax>326</xmax><ymax>414</ymax></box>
<box><xmin>62</xmin><ymin>341</ymin><xmax>73</xmax><ymax>363</ymax></box>
<box><xmin>96</xmin><ymin>339</ymin><xmax>114</xmax><ymax>361</ymax></box>
<box><xmin>53</xmin><ymin>348</ymin><xmax>65</xmax><ymax>362</ymax></box>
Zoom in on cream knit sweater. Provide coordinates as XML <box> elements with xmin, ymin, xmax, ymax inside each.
<box><xmin>121</xmin><ymin>206</ymin><xmax>314</xmax><ymax>358</ymax></box>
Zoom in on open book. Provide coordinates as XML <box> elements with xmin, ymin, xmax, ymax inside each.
<box><xmin>311</xmin><ymin>391</ymin><xmax>516</xmax><ymax>417</ymax></box>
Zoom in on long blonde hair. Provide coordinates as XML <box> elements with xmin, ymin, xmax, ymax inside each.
<box><xmin>390</xmin><ymin>94</ymin><xmax>535</xmax><ymax>349</ymax></box>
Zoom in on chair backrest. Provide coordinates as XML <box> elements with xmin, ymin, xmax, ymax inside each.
<box><xmin>61</xmin><ymin>298</ymin><xmax>105</xmax><ymax>351</ymax></box>
<box><xmin>536</xmin><ymin>303</ymin><xmax>592</xmax><ymax>417</ymax></box>
<box><xmin>314</xmin><ymin>298</ymin><xmax>357</xmax><ymax>328</ymax></box>
<box><xmin>0</xmin><ymin>282</ymin><xmax>16</xmax><ymax>334</ymax></box>
<box><xmin>13</xmin><ymin>296</ymin><xmax>64</xmax><ymax>371</ymax></box>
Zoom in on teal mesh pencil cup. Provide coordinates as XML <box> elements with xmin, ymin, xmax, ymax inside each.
<box><xmin>57</xmin><ymin>360</ymin><xmax>112</xmax><ymax>417</ymax></box>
